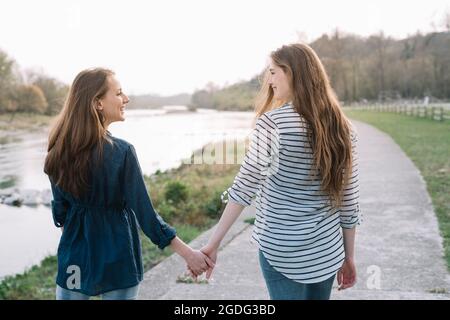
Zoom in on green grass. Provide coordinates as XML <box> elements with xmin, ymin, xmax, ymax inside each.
<box><xmin>0</xmin><ymin>175</ymin><xmax>18</xmax><ymax>189</ymax></box>
<box><xmin>146</xmin><ymin>139</ymin><xmax>243</xmax><ymax>228</ymax></box>
<box><xmin>345</xmin><ymin>109</ymin><xmax>450</xmax><ymax>271</ymax></box>
<box><xmin>244</xmin><ymin>217</ymin><xmax>255</xmax><ymax>225</ymax></box>
<box><xmin>0</xmin><ymin>141</ymin><xmax>241</xmax><ymax>300</ymax></box>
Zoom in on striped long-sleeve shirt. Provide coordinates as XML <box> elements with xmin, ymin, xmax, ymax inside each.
<box><xmin>228</xmin><ymin>103</ymin><xmax>361</xmax><ymax>284</ymax></box>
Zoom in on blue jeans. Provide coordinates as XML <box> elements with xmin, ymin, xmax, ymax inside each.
<box><xmin>259</xmin><ymin>250</ymin><xmax>335</xmax><ymax>300</ymax></box>
<box><xmin>56</xmin><ymin>284</ymin><xmax>140</xmax><ymax>300</ymax></box>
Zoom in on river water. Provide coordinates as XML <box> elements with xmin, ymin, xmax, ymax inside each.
<box><xmin>0</xmin><ymin>107</ymin><xmax>254</xmax><ymax>279</ymax></box>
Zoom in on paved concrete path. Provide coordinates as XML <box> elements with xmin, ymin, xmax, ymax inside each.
<box><xmin>139</xmin><ymin>120</ymin><xmax>450</xmax><ymax>300</ymax></box>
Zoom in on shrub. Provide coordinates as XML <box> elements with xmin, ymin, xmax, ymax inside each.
<box><xmin>202</xmin><ymin>192</ymin><xmax>224</xmax><ymax>218</ymax></box>
<box><xmin>156</xmin><ymin>200</ymin><xmax>177</xmax><ymax>222</ymax></box>
<box><xmin>164</xmin><ymin>181</ymin><xmax>188</xmax><ymax>205</ymax></box>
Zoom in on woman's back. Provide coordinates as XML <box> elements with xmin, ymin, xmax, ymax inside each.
<box><xmin>227</xmin><ymin>103</ymin><xmax>360</xmax><ymax>283</ymax></box>
<box><xmin>47</xmin><ymin>68</ymin><xmax>213</xmax><ymax>299</ymax></box>
<box><xmin>51</xmin><ymin>136</ymin><xmax>176</xmax><ymax>296</ymax></box>
<box><xmin>201</xmin><ymin>43</ymin><xmax>360</xmax><ymax>299</ymax></box>
<box><xmin>55</xmin><ymin>135</ymin><xmax>130</xmax><ymax>207</ymax></box>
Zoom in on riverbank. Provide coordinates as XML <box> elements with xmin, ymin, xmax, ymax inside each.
<box><xmin>0</xmin><ymin>113</ymin><xmax>55</xmax><ymax>134</ymax></box>
<box><xmin>0</xmin><ymin>141</ymin><xmax>241</xmax><ymax>299</ymax></box>
<box><xmin>0</xmin><ymin>113</ymin><xmax>55</xmax><ymax>147</ymax></box>
<box><xmin>345</xmin><ymin>109</ymin><xmax>450</xmax><ymax>271</ymax></box>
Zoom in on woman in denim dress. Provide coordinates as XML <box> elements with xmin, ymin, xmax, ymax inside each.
<box><xmin>44</xmin><ymin>68</ymin><xmax>213</xmax><ymax>300</ymax></box>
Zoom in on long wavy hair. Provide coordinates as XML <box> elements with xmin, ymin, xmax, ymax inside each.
<box><xmin>255</xmin><ymin>43</ymin><xmax>353</xmax><ymax>207</ymax></box>
<box><xmin>44</xmin><ymin>68</ymin><xmax>114</xmax><ymax>198</ymax></box>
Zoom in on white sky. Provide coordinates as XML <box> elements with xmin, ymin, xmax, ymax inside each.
<box><xmin>1</xmin><ymin>0</ymin><xmax>449</xmax><ymax>95</ymax></box>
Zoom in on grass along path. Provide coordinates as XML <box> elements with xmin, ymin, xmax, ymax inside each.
<box><xmin>345</xmin><ymin>109</ymin><xmax>450</xmax><ymax>271</ymax></box>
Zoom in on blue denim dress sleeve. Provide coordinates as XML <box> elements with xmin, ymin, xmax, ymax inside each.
<box><xmin>123</xmin><ymin>145</ymin><xmax>177</xmax><ymax>249</ymax></box>
<box><xmin>50</xmin><ymin>180</ymin><xmax>69</xmax><ymax>227</ymax></box>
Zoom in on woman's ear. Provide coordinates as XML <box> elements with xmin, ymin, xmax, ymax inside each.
<box><xmin>96</xmin><ymin>99</ymin><xmax>103</xmax><ymax>111</ymax></box>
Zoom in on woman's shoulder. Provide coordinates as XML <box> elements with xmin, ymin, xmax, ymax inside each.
<box><xmin>105</xmin><ymin>135</ymin><xmax>135</xmax><ymax>156</ymax></box>
<box><xmin>110</xmin><ymin>135</ymin><xmax>130</xmax><ymax>147</ymax></box>
<box><xmin>262</xmin><ymin>103</ymin><xmax>307</xmax><ymax>131</ymax></box>
<box><xmin>264</xmin><ymin>103</ymin><xmax>298</xmax><ymax>119</ymax></box>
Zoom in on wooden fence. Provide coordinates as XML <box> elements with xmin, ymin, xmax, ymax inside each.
<box><xmin>348</xmin><ymin>104</ymin><xmax>450</xmax><ymax>122</ymax></box>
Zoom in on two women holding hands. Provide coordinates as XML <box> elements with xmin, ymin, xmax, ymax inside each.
<box><xmin>46</xmin><ymin>43</ymin><xmax>359</xmax><ymax>300</ymax></box>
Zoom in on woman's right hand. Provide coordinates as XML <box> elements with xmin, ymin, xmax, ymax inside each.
<box><xmin>337</xmin><ymin>257</ymin><xmax>357</xmax><ymax>290</ymax></box>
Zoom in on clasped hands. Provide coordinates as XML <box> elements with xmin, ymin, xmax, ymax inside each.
<box><xmin>184</xmin><ymin>243</ymin><xmax>218</xmax><ymax>280</ymax></box>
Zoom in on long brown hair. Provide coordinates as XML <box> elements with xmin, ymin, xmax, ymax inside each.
<box><xmin>44</xmin><ymin>68</ymin><xmax>114</xmax><ymax>198</ymax></box>
<box><xmin>255</xmin><ymin>43</ymin><xmax>353</xmax><ymax>207</ymax></box>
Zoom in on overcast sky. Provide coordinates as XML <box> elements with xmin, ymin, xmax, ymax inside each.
<box><xmin>1</xmin><ymin>0</ymin><xmax>449</xmax><ymax>95</ymax></box>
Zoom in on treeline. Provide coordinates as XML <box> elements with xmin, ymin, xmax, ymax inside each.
<box><xmin>190</xmin><ymin>78</ymin><xmax>260</xmax><ymax>111</ymax></box>
<box><xmin>0</xmin><ymin>50</ymin><xmax>68</xmax><ymax>115</ymax></box>
<box><xmin>126</xmin><ymin>93</ymin><xmax>191</xmax><ymax>109</ymax></box>
<box><xmin>189</xmin><ymin>30</ymin><xmax>450</xmax><ymax>111</ymax></box>
<box><xmin>3</xmin><ymin>29</ymin><xmax>449</xmax><ymax>115</ymax></box>
<box><xmin>311</xmin><ymin>30</ymin><xmax>450</xmax><ymax>102</ymax></box>
<box><xmin>0</xmin><ymin>48</ymin><xmax>192</xmax><ymax>115</ymax></box>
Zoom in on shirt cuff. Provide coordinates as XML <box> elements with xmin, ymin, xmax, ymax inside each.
<box><xmin>156</xmin><ymin>224</ymin><xmax>177</xmax><ymax>250</ymax></box>
<box><xmin>340</xmin><ymin>205</ymin><xmax>361</xmax><ymax>229</ymax></box>
<box><xmin>51</xmin><ymin>200</ymin><xmax>68</xmax><ymax>227</ymax></box>
<box><xmin>227</xmin><ymin>188</ymin><xmax>252</xmax><ymax>207</ymax></box>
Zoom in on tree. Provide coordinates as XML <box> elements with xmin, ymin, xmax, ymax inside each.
<box><xmin>16</xmin><ymin>84</ymin><xmax>48</xmax><ymax>113</ymax></box>
<box><xmin>190</xmin><ymin>90</ymin><xmax>214</xmax><ymax>109</ymax></box>
<box><xmin>369</xmin><ymin>31</ymin><xmax>388</xmax><ymax>101</ymax></box>
<box><xmin>33</xmin><ymin>77</ymin><xmax>68</xmax><ymax>114</ymax></box>
<box><xmin>443</xmin><ymin>11</ymin><xmax>450</xmax><ymax>31</ymax></box>
<box><xmin>24</xmin><ymin>69</ymin><xmax>69</xmax><ymax>114</ymax></box>
<box><xmin>0</xmin><ymin>50</ymin><xmax>20</xmax><ymax>113</ymax></box>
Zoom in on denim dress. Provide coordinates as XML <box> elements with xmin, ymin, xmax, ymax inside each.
<box><xmin>49</xmin><ymin>134</ymin><xmax>176</xmax><ymax>296</ymax></box>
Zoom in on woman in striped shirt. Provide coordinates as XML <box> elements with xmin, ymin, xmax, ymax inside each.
<box><xmin>200</xmin><ymin>43</ymin><xmax>361</xmax><ymax>300</ymax></box>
